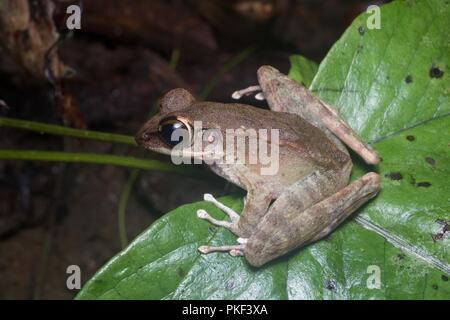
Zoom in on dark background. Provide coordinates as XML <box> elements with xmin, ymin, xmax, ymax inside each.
<box><xmin>0</xmin><ymin>0</ymin><xmax>388</xmax><ymax>299</ymax></box>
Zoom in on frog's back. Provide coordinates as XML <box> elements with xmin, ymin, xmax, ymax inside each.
<box><xmin>184</xmin><ymin>103</ymin><xmax>351</xmax><ymax>193</ymax></box>
<box><xmin>194</xmin><ymin>103</ymin><xmax>350</xmax><ymax>171</ymax></box>
<box><xmin>274</xmin><ymin>110</ymin><xmax>350</xmax><ymax>168</ymax></box>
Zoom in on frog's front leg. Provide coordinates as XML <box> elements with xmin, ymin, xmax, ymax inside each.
<box><xmin>196</xmin><ymin>193</ymin><xmax>247</xmax><ymax>256</ymax></box>
<box><xmin>196</xmin><ymin>193</ymin><xmax>241</xmax><ymax>236</ymax></box>
<box><xmin>196</xmin><ymin>189</ymin><xmax>272</xmax><ymax>257</ymax></box>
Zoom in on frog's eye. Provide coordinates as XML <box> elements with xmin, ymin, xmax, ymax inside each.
<box><xmin>158</xmin><ymin>117</ymin><xmax>193</xmax><ymax>147</ymax></box>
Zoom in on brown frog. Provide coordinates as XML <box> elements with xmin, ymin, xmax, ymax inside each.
<box><xmin>136</xmin><ymin>66</ymin><xmax>380</xmax><ymax>267</ymax></box>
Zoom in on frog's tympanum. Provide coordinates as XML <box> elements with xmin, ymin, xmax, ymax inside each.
<box><xmin>136</xmin><ymin>66</ymin><xmax>380</xmax><ymax>267</ymax></box>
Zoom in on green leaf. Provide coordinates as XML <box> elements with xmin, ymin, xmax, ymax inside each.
<box><xmin>77</xmin><ymin>0</ymin><xmax>450</xmax><ymax>300</ymax></box>
<box><xmin>287</xmin><ymin>55</ymin><xmax>319</xmax><ymax>87</ymax></box>
<box><xmin>310</xmin><ymin>0</ymin><xmax>450</xmax><ymax>142</ymax></box>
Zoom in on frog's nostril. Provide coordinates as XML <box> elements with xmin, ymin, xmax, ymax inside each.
<box><xmin>135</xmin><ymin>130</ymin><xmax>150</xmax><ymax>145</ymax></box>
<box><xmin>142</xmin><ymin>132</ymin><xmax>151</xmax><ymax>140</ymax></box>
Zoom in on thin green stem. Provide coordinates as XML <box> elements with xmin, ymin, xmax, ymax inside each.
<box><xmin>33</xmin><ymin>163</ymin><xmax>67</xmax><ymax>300</ymax></box>
<box><xmin>116</xmin><ymin>47</ymin><xmax>183</xmax><ymax>246</ymax></box>
<box><xmin>118</xmin><ymin>169</ymin><xmax>140</xmax><ymax>248</ymax></box>
<box><xmin>147</xmin><ymin>48</ymin><xmax>181</xmax><ymax>118</ymax></box>
<box><xmin>169</xmin><ymin>48</ymin><xmax>181</xmax><ymax>70</ymax></box>
<box><xmin>0</xmin><ymin>117</ymin><xmax>136</xmax><ymax>145</ymax></box>
<box><xmin>0</xmin><ymin>150</ymin><xmax>205</xmax><ymax>177</ymax></box>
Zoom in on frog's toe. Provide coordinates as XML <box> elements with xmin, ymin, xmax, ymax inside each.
<box><xmin>231</xmin><ymin>85</ymin><xmax>262</xmax><ymax>100</ymax></box>
<box><xmin>196</xmin><ymin>209</ymin><xmax>241</xmax><ymax>235</ymax></box>
<box><xmin>198</xmin><ymin>244</ymin><xmax>245</xmax><ymax>257</ymax></box>
<box><xmin>254</xmin><ymin>92</ymin><xmax>265</xmax><ymax>100</ymax></box>
<box><xmin>197</xmin><ymin>209</ymin><xmax>232</xmax><ymax>228</ymax></box>
<box><xmin>229</xmin><ymin>249</ymin><xmax>244</xmax><ymax>257</ymax></box>
<box><xmin>203</xmin><ymin>193</ymin><xmax>240</xmax><ymax>222</ymax></box>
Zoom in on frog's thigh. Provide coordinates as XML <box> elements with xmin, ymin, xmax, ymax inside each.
<box><xmin>242</xmin><ymin>170</ymin><xmax>340</xmax><ymax>264</ymax></box>
<box><xmin>237</xmin><ymin>188</ymin><xmax>273</xmax><ymax>237</ymax></box>
<box><xmin>245</xmin><ymin>172</ymin><xmax>380</xmax><ymax>267</ymax></box>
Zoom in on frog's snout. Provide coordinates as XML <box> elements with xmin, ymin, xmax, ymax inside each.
<box><xmin>135</xmin><ymin>125</ymin><xmax>151</xmax><ymax>146</ymax></box>
<box><xmin>135</xmin><ymin>133</ymin><xmax>144</xmax><ymax>146</ymax></box>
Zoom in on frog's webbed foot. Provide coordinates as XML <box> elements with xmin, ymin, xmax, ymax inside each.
<box><xmin>232</xmin><ymin>85</ymin><xmax>265</xmax><ymax>101</ymax></box>
<box><xmin>197</xmin><ymin>193</ymin><xmax>248</xmax><ymax>257</ymax></box>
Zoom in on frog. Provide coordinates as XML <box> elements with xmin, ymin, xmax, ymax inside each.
<box><xmin>135</xmin><ymin>65</ymin><xmax>381</xmax><ymax>267</ymax></box>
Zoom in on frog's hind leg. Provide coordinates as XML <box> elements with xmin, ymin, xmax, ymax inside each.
<box><xmin>256</xmin><ymin>65</ymin><xmax>379</xmax><ymax>165</ymax></box>
<box><xmin>245</xmin><ymin>172</ymin><xmax>381</xmax><ymax>267</ymax></box>
<box><xmin>309</xmin><ymin>173</ymin><xmax>380</xmax><ymax>242</ymax></box>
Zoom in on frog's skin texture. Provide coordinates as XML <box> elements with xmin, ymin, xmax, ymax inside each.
<box><xmin>136</xmin><ymin>66</ymin><xmax>381</xmax><ymax>267</ymax></box>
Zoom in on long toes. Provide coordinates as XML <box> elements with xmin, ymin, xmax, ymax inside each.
<box><xmin>203</xmin><ymin>193</ymin><xmax>240</xmax><ymax>222</ymax></box>
<box><xmin>197</xmin><ymin>244</ymin><xmax>245</xmax><ymax>255</ymax></box>
<box><xmin>197</xmin><ymin>209</ymin><xmax>233</xmax><ymax>229</ymax></box>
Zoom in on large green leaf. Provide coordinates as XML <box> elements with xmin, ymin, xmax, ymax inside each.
<box><xmin>77</xmin><ymin>0</ymin><xmax>450</xmax><ymax>300</ymax></box>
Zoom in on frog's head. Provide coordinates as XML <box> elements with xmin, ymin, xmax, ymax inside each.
<box><xmin>135</xmin><ymin>88</ymin><xmax>196</xmax><ymax>156</ymax></box>
<box><xmin>136</xmin><ymin>88</ymin><xmax>223</xmax><ymax>160</ymax></box>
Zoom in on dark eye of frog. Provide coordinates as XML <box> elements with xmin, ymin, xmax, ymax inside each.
<box><xmin>158</xmin><ymin>117</ymin><xmax>193</xmax><ymax>147</ymax></box>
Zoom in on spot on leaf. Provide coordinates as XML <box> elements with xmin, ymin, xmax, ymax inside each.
<box><xmin>358</xmin><ymin>26</ymin><xmax>365</xmax><ymax>35</ymax></box>
<box><xmin>432</xmin><ymin>219</ymin><xmax>449</xmax><ymax>242</ymax></box>
<box><xmin>385</xmin><ymin>172</ymin><xmax>402</xmax><ymax>180</ymax></box>
<box><xmin>425</xmin><ymin>157</ymin><xmax>436</xmax><ymax>165</ymax></box>
<box><xmin>429</xmin><ymin>65</ymin><xmax>444</xmax><ymax>78</ymax></box>
<box><xmin>325</xmin><ymin>279</ymin><xmax>337</xmax><ymax>292</ymax></box>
